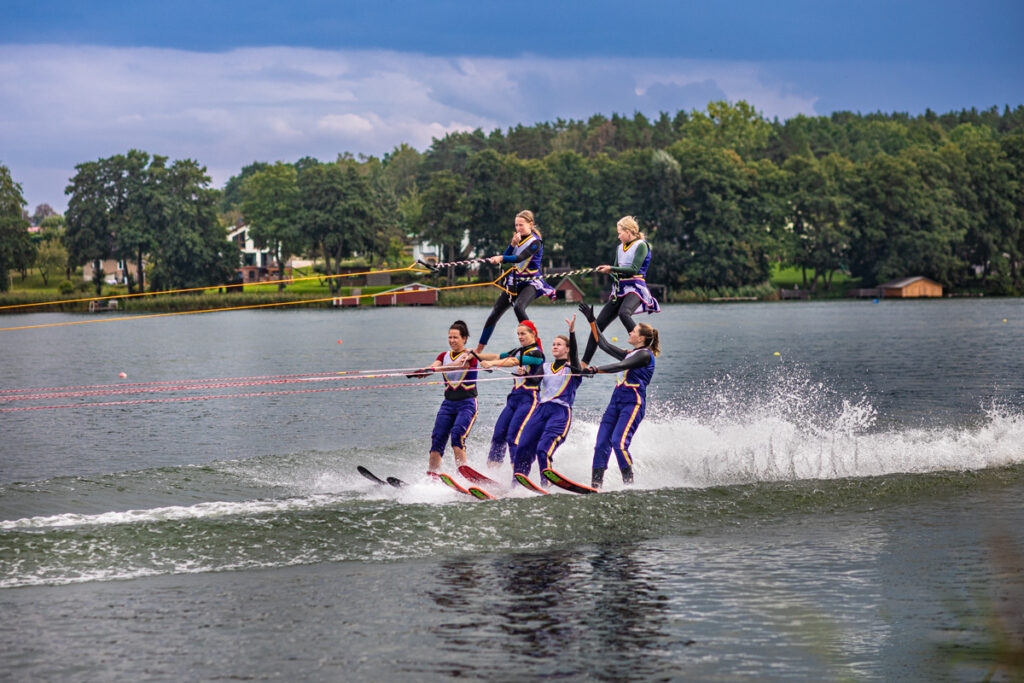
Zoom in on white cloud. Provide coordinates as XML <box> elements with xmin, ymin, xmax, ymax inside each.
<box><xmin>0</xmin><ymin>44</ymin><xmax>821</xmax><ymax>210</ymax></box>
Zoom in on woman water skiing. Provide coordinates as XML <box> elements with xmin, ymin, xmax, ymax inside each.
<box><xmin>579</xmin><ymin>302</ymin><xmax>659</xmax><ymax>489</ymax></box>
<box><xmin>581</xmin><ymin>216</ymin><xmax>660</xmax><ymax>366</ymax></box>
<box><xmin>408</xmin><ymin>320</ymin><xmax>480</xmax><ymax>473</ymax></box>
<box><xmin>511</xmin><ymin>315</ymin><xmax>584</xmax><ymax>482</ymax></box>
<box><xmin>474</xmin><ymin>210</ymin><xmax>555</xmax><ymax>355</ymax></box>
<box><xmin>475</xmin><ymin>321</ymin><xmax>545</xmax><ymax>469</ymax></box>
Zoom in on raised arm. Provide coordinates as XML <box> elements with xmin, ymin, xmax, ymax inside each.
<box><xmin>577</xmin><ymin>303</ymin><xmax>628</xmax><ymax>361</ymax></box>
<box><xmin>566</xmin><ymin>315</ymin><xmax>581</xmax><ymax>373</ymax></box>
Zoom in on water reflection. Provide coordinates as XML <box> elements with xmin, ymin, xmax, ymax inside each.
<box><xmin>419</xmin><ymin>542</ymin><xmax>687</xmax><ymax>679</ymax></box>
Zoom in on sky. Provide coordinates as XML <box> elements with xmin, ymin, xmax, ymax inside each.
<box><xmin>2</xmin><ymin>0</ymin><xmax>1021</xmax><ymax>213</ymax></box>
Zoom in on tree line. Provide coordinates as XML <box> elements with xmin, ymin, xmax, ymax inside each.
<box><xmin>3</xmin><ymin>101</ymin><xmax>1023</xmax><ymax>294</ymax></box>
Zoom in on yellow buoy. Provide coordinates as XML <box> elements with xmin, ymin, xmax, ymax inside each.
<box><xmin>611</xmin><ymin>337</ymin><xmax>618</xmax><ymax>341</ymax></box>
<box><xmin>773</xmin><ymin>352</ymin><xmax>781</xmax><ymax>356</ymax></box>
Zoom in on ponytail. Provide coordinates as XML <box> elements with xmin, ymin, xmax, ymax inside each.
<box><xmin>637</xmin><ymin>323</ymin><xmax>660</xmax><ymax>356</ymax></box>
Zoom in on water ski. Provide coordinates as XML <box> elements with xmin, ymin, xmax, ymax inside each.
<box><xmin>386</xmin><ymin>476</ymin><xmax>406</xmax><ymax>488</ymax></box>
<box><xmin>513</xmin><ymin>473</ymin><xmax>550</xmax><ymax>495</ymax></box>
<box><xmin>542</xmin><ymin>468</ymin><xmax>598</xmax><ymax>495</ymax></box>
<box><xmin>357</xmin><ymin>465</ymin><xmax>388</xmax><ymax>486</ymax></box>
<box><xmin>458</xmin><ymin>465</ymin><xmax>500</xmax><ymax>487</ymax></box>
<box><xmin>467</xmin><ymin>486</ymin><xmax>497</xmax><ymax>500</ymax></box>
<box><xmin>438</xmin><ymin>473</ymin><xmax>472</xmax><ymax>496</ymax></box>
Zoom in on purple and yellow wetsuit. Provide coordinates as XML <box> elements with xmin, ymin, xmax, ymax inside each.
<box><xmin>587</xmin><ymin>330</ymin><xmax>655</xmax><ymax>487</ymax></box>
<box><xmin>512</xmin><ymin>332</ymin><xmax>583</xmax><ymax>479</ymax></box>
<box><xmin>430</xmin><ymin>350</ymin><xmax>479</xmax><ymax>456</ymax></box>
<box><xmin>479</xmin><ymin>234</ymin><xmax>555</xmax><ymax>347</ymax></box>
<box><xmin>487</xmin><ymin>342</ymin><xmax>545</xmax><ymax>465</ymax></box>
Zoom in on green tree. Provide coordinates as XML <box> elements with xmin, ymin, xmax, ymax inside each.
<box><xmin>668</xmin><ymin>142</ymin><xmax>772</xmax><ymax>288</ymax></box>
<box><xmin>782</xmin><ymin>154</ymin><xmax>854</xmax><ymax>290</ymax></box>
<box><xmin>220</xmin><ymin>161</ymin><xmax>269</xmax><ymax>213</ymax></box>
<box><xmin>681</xmin><ymin>100</ymin><xmax>773</xmax><ymax>159</ymax></box>
<box><xmin>240</xmin><ymin>163</ymin><xmax>302</xmax><ymax>292</ymax></box>
<box><xmin>148</xmin><ymin>160</ymin><xmax>239</xmax><ymax>291</ymax></box>
<box><xmin>299</xmin><ymin>160</ymin><xmax>382</xmax><ymax>294</ymax></box>
<box><xmin>847</xmin><ymin>150</ymin><xmax>967</xmax><ymax>286</ymax></box>
<box><xmin>64</xmin><ymin>150</ymin><xmax>160</xmax><ymax>293</ymax></box>
<box><xmin>0</xmin><ymin>164</ymin><xmax>35</xmax><ymax>291</ymax></box>
<box><xmin>544</xmin><ymin>151</ymin><xmax>605</xmax><ymax>274</ymax></box>
<box><xmin>34</xmin><ymin>237</ymin><xmax>70</xmax><ymax>286</ymax></box>
<box><xmin>461</xmin><ymin>150</ymin><xmax>526</xmax><ymax>260</ymax></box>
<box><xmin>414</xmin><ymin>170</ymin><xmax>466</xmax><ymax>285</ymax></box>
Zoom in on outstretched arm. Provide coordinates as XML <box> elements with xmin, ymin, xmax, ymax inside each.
<box><xmin>591</xmin><ymin>348</ymin><xmax>653</xmax><ymax>375</ymax></box>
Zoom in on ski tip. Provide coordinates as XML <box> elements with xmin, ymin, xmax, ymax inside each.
<box><xmin>542</xmin><ymin>468</ymin><xmax>598</xmax><ymax>494</ymax></box>
<box><xmin>386</xmin><ymin>476</ymin><xmax>406</xmax><ymax>488</ymax></box>
<box><xmin>514</xmin><ymin>473</ymin><xmax>550</xmax><ymax>494</ymax></box>
<box><xmin>438</xmin><ymin>473</ymin><xmax>471</xmax><ymax>495</ymax></box>
<box><xmin>467</xmin><ymin>486</ymin><xmax>496</xmax><ymax>500</ymax></box>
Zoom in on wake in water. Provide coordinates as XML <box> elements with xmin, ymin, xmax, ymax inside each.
<box><xmin>3</xmin><ymin>362</ymin><xmax>1023</xmax><ymax>588</ymax></box>
<box><xmin>632</xmin><ymin>366</ymin><xmax>1024</xmax><ymax>487</ymax></box>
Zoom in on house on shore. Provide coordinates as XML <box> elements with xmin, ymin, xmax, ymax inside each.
<box><xmin>879</xmin><ymin>276</ymin><xmax>943</xmax><ymax>298</ymax></box>
<box><xmin>849</xmin><ymin>276</ymin><xmax>944</xmax><ymax>299</ymax></box>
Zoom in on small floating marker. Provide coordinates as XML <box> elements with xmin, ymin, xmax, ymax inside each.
<box><xmin>337</xmin><ymin>340</ymin><xmax>343</xmax><ymax>344</ymax></box>
<box><xmin>611</xmin><ymin>337</ymin><xmax>618</xmax><ymax>342</ymax></box>
<box><xmin>1003</xmin><ymin>319</ymin><xmax>1008</xmax><ymax>323</ymax></box>
<box><xmin>773</xmin><ymin>352</ymin><xmax>781</xmax><ymax>356</ymax></box>
<box><xmin>119</xmin><ymin>372</ymin><xmax>127</xmax><ymax>378</ymax></box>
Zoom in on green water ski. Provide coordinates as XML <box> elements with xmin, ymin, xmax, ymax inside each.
<box><xmin>467</xmin><ymin>486</ymin><xmax>497</xmax><ymax>500</ymax></box>
<box><xmin>514</xmin><ymin>473</ymin><xmax>550</xmax><ymax>495</ymax></box>
<box><xmin>438</xmin><ymin>473</ymin><xmax>472</xmax><ymax>496</ymax></box>
<box><xmin>542</xmin><ymin>468</ymin><xmax>599</xmax><ymax>494</ymax></box>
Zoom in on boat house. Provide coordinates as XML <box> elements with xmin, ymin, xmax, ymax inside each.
<box><xmin>878</xmin><ymin>276</ymin><xmax>943</xmax><ymax>298</ymax></box>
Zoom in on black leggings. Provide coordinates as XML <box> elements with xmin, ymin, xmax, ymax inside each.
<box><xmin>582</xmin><ymin>292</ymin><xmax>642</xmax><ymax>364</ymax></box>
<box><xmin>479</xmin><ymin>285</ymin><xmax>539</xmax><ymax>346</ymax></box>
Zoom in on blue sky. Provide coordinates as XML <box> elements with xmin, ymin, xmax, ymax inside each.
<box><xmin>2</xmin><ymin>0</ymin><xmax>1021</xmax><ymax>212</ymax></box>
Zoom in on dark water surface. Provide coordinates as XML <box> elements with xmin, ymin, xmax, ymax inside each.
<box><xmin>2</xmin><ymin>300</ymin><xmax>1023</xmax><ymax>680</ymax></box>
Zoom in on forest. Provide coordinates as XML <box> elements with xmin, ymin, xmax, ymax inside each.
<box><xmin>3</xmin><ymin>101</ymin><xmax>1023</xmax><ymax>296</ymax></box>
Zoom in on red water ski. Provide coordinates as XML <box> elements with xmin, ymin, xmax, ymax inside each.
<box><xmin>458</xmin><ymin>465</ymin><xmax>500</xmax><ymax>487</ymax></box>
<box><xmin>542</xmin><ymin>468</ymin><xmax>599</xmax><ymax>495</ymax></box>
<box><xmin>513</xmin><ymin>473</ymin><xmax>550</xmax><ymax>495</ymax></box>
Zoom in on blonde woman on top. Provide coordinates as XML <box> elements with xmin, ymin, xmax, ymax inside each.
<box><xmin>581</xmin><ymin>216</ymin><xmax>660</xmax><ymax>366</ymax></box>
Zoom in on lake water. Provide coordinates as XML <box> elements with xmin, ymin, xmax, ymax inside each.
<box><xmin>2</xmin><ymin>300</ymin><xmax>1023</xmax><ymax>680</ymax></box>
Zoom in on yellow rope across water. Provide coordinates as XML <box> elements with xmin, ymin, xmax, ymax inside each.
<box><xmin>0</xmin><ymin>264</ymin><xmax>430</xmax><ymax>311</ymax></box>
<box><xmin>0</xmin><ymin>266</ymin><xmax>514</xmax><ymax>332</ymax></box>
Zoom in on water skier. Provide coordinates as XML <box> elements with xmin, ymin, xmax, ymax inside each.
<box><xmin>409</xmin><ymin>320</ymin><xmax>480</xmax><ymax>473</ymax></box>
<box><xmin>579</xmin><ymin>303</ymin><xmax>659</xmax><ymax>489</ymax></box>
<box><xmin>512</xmin><ymin>315</ymin><xmax>584</xmax><ymax>481</ymax></box>
<box><xmin>581</xmin><ymin>216</ymin><xmax>660</xmax><ymax>366</ymax></box>
<box><xmin>474</xmin><ymin>210</ymin><xmax>555</xmax><ymax>354</ymax></box>
<box><xmin>474</xmin><ymin>321</ymin><xmax>546</xmax><ymax>470</ymax></box>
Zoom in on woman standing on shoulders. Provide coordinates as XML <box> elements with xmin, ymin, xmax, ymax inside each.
<box><xmin>475</xmin><ymin>321</ymin><xmax>545</xmax><ymax>470</ymax></box>
<box><xmin>512</xmin><ymin>315</ymin><xmax>584</xmax><ymax>482</ymax></box>
<box><xmin>409</xmin><ymin>320</ymin><xmax>479</xmax><ymax>473</ymax></box>
<box><xmin>581</xmin><ymin>216</ymin><xmax>660</xmax><ymax>366</ymax></box>
<box><xmin>475</xmin><ymin>210</ymin><xmax>555</xmax><ymax>354</ymax></box>
<box><xmin>578</xmin><ymin>303</ymin><xmax>659</xmax><ymax>489</ymax></box>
